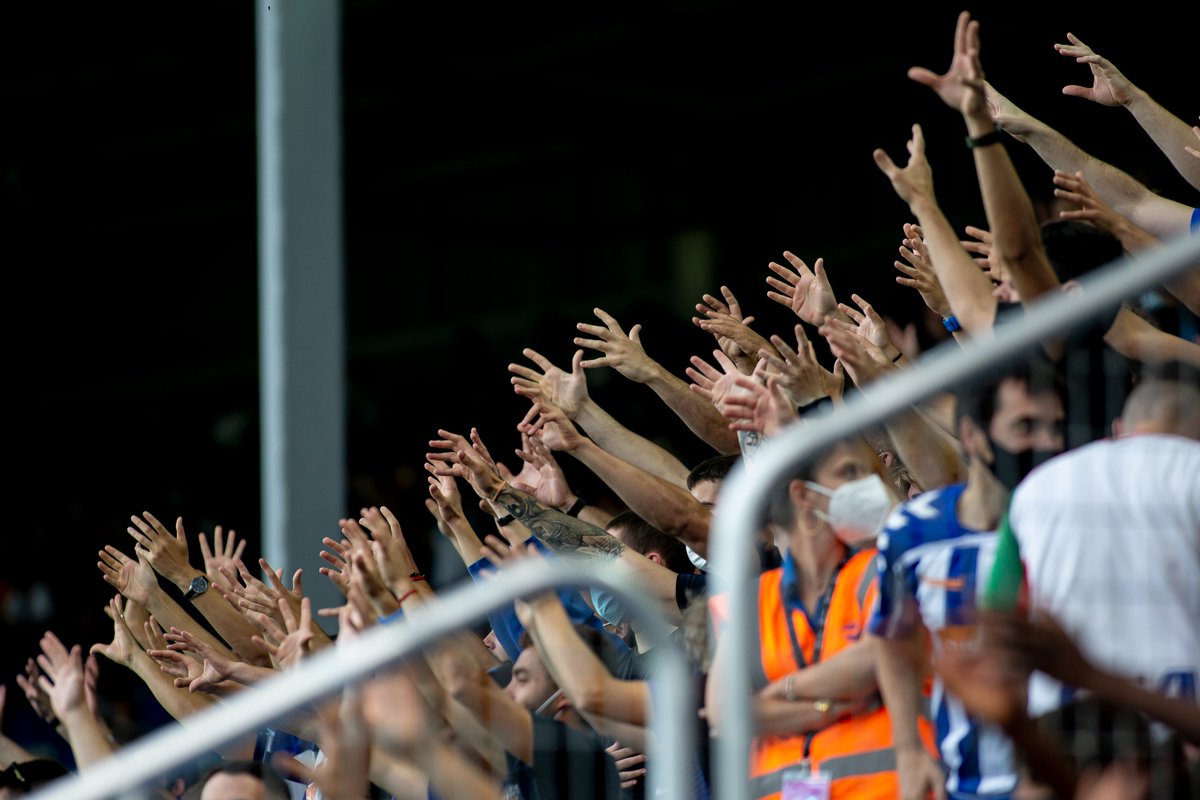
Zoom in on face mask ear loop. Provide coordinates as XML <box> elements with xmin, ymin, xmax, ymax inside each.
<box><xmin>535</xmin><ymin>687</ymin><xmax>565</xmax><ymax>717</ymax></box>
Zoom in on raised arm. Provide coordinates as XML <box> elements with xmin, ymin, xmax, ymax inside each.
<box><xmin>532</xmin><ymin>406</ymin><xmax>712</xmax><ymax>554</ymax></box>
<box><xmin>986</xmin><ymin>82</ymin><xmax>1194</xmax><ymax>238</ymax></box>
<box><xmin>96</xmin><ymin>543</ymin><xmax>238</xmax><ymax>665</ymax></box>
<box><xmin>912</xmin><ymin>12</ymin><xmax>1058</xmax><ymax>304</ymax></box>
<box><xmin>511</xmin><ymin>345</ymin><xmax>695</xmax><ymax>485</ymax></box>
<box><xmin>128</xmin><ymin>512</ymin><xmax>271</xmax><ymax>666</ymax></box>
<box><xmin>429</xmin><ymin>428</ymin><xmax>685</xmax><ymax>621</ymax></box>
<box><xmin>1055</xmin><ymin>32</ymin><xmax>1200</xmax><ymax>191</ymax></box>
<box><xmin>692</xmin><ymin>285</ymin><xmax>778</xmax><ymax>376</ymax></box>
<box><xmin>574</xmin><ymin>308</ymin><xmax>740</xmax><ymax>456</ymax></box>
<box><xmin>875</xmin><ymin>125</ymin><xmax>998</xmax><ymax>334</ymax></box>
<box><xmin>36</xmin><ymin>632</ymin><xmax>116</xmax><ymax>769</ymax></box>
<box><xmin>1053</xmin><ymin>169</ymin><xmax>1200</xmax><ymax>315</ymax></box>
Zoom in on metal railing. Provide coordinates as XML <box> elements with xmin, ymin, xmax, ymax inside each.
<box><xmin>710</xmin><ymin>231</ymin><xmax>1200</xmax><ymax>800</ymax></box>
<box><xmin>29</xmin><ymin>560</ymin><xmax>695</xmax><ymax>800</ymax></box>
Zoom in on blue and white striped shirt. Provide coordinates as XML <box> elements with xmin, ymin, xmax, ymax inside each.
<box><xmin>869</xmin><ymin>484</ymin><xmax>1016</xmax><ymax>800</ymax></box>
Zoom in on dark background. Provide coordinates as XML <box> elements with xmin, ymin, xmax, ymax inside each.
<box><xmin>2</xmin><ymin>0</ymin><xmax>1195</xmax><ymax>758</ymax></box>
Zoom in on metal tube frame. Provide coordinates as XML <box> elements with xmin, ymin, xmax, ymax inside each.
<box><xmin>29</xmin><ymin>560</ymin><xmax>695</xmax><ymax>800</ymax></box>
<box><xmin>710</xmin><ymin>232</ymin><xmax>1200</xmax><ymax>800</ymax></box>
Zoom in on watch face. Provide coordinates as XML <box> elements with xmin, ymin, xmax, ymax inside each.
<box><xmin>190</xmin><ymin>575</ymin><xmax>209</xmax><ymax>593</ymax></box>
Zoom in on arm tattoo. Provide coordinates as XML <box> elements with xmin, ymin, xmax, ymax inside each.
<box><xmin>495</xmin><ymin>487</ymin><xmax>625</xmax><ymax>564</ymax></box>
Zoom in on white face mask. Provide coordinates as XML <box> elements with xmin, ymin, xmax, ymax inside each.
<box><xmin>804</xmin><ymin>474</ymin><xmax>894</xmax><ymax>546</ymax></box>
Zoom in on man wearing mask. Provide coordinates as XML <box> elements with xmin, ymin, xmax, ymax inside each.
<box><xmin>869</xmin><ymin>359</ymin><xmax>1066</xmax><ymax>800</ymax></box>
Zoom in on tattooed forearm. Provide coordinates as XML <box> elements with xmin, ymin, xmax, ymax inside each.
<box><xmin>495</xmin><ymin>487</ymin><xmax>625</xmax><ymax>564</ymax></box>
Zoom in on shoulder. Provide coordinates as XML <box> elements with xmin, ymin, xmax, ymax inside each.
<box><xmin>879</xmin><ymin>484</ymin><xmax>964</xmax><ymax>557</ymax></box>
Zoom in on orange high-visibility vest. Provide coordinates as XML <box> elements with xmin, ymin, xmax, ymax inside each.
<box><xmin>746</xmin><ymin>548</ymin><xmax>934</xmax><ymax>800</ymax></box>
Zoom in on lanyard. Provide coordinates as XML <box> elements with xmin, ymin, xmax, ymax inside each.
<box><xmin>784</xmin><ymin>552</ymin><xmax>850</xmax><ymax>670</ymax></box>
<box><xmin>783</xmin><ymin>552</ymin><xmax>849</xmax><ymax>760</ymax></box>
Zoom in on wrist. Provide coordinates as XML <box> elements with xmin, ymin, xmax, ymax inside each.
<box><xmin>175</xmin><ymin>569</ymin><xmax>205</xmax><ymax>595</ymax></box>
<box><xmin>965</xmin><ymin>112</ymin><xmax>996</xmax><ymax>138</ymax></box>
<box><xmin>1122</xmin><ymin>85</ymin><xmax>1147</xmax><ymax>112</ymax></box>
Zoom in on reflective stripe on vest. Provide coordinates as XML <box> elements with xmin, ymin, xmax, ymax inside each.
<box><xmin>749</xmin><ymin>747</ymin><xmax>898</xmax><ymax>797</ymax></box>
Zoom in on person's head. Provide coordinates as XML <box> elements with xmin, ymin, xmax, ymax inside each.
<box><xmin>1115</xmin><ymin>364</ymin><xmax>1200</xmax><ymax>440</ymax></box>
<box><xmin>605</xmin><ymin>511</ymin><xmax>693</xmax><ymax>574</ymax></box>
<box><xmin>0</xmin><ymin>760</ymin><xmax>68</xmax><ymax>798</ymax></box>
<box><xmin>686</xmin><ymin>455</ymin><xmax>739</xmax><ymax>510</ymax></box>
<box><xmin>1040</xmin><ymin>219</ymin><xmax>1124</xmax><ymax>287</ymax></box>
<box><xmin>196</xmin><ymin>761</ymin><xmax>290</xmax><ymax>800</ymax></box>
<box><xmin>955</xmin><ymin>358</ymin><xmax>1066</xmax><ymax>490</ymax></box>
<box><xmin>766</xmin><ymin>437</ymin><xmax>890</xmax><ymax>544</ymax></box>
<box><xmin>506</xmin><ymin>633</ymin><xmax>561</xmax><ymax>713</ymax></box>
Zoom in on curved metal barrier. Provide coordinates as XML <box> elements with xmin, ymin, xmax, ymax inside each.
<box><xmin>29</xmin><ymin>560</ymin><xmax>695</xmax><ymax>800</ymax></box>
<box><xmin>710</xmin><ymin>232</ymin><xmax>1200</xmax><ymax>800</ymax></box>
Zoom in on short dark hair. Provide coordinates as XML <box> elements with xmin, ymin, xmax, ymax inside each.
<box><xmin>954</xmin><ymin>356</ymin><xmax>1065</xmax><ymax>434</ymax></box>
<box><xmin>686</xmin><ymin>454</ymin><xmax>740</xmax><ymax>491</ymax></box>
<box><xmin>605</xmin><ymin>510</ymin><xmax>693</xmax><ymax>574</ymax></box>
<box><xmin>195</xmin><ymin>760</ymin><xmax>291</xmax><ymax>800</ymax></box>
<box><xmin>1040</xmin><ymin>219</ymin><xmax>1123</xmax><ymax>284</ymax></box>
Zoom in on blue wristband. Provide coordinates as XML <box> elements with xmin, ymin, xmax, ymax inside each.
<box><xmin>942</xmin><ymin>315</ymin><xmax>962</xmax><ymax>333</ymax></box>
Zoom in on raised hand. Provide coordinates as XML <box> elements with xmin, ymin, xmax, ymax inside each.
<box><xmin>720</xmin><ymin>370</ymin><xmax>799</xmax><ymax>438</ymax></box>
<box><xmin>1055</xmin><ymin>33</ymin><xmax>1134</xmax><ymax>108</ymax></box>
<box><xmin>908</xmin><ymin>11</ymin><xmax>985</xmax><ymax>116</ymax></box>
<box><xmin>16</xmin><ymin>658</ymin><xmax>56</xmax><ymax>725</ymax></box>
<box><xmin>896</xmin><ymin>223</ymin><xmax>953</xmax><ymax>318</ymax></box>
<box><xmin>766</xmin><ymin>253</ymin><xmax>841</xmax><ymax>326</ymax></box>
<box><xmin>837</xmin><ymin>294</ymin><xmax>900</xmax><ymax>361</ymax></box>
<box><xmin>197</xmin><ymin>526</ymin><xmax>246</xmax><ymax>593</ymax></box>
<box><xmin>127</xmin><ymin>512</ymin><xmax>193</xmax><ymax>590</ymax></box>
<box><xmin>359</xmin><ymin>506</ymin><xmax>419</xmax><ymax>590</ymax></box>
<box><xmin>574</xmin><ymin>308</ymin><xmax>660</xmax><ymax>384</ymax></box>
<box><xmin>258</xmin><ymin>556</ymin><xmax>306</xmax><ymax>623</ymax></box>
<box><xmin>519</xmin><ymin>402</ymin><xmax>586</xmax><ymax>454</ymax></box>
<box><xmin>425</xmin><ymin>465</ymin><xmax>468</xmax><ymax>533</ymax></box>
<box><xmin>686</xmin><ymin>349</ymin><xmax>754</xmax><ymax>415</ymax></box>
<box><xmin>91</xmin><ymin>596</ymin><xmax>141</xmax><ymax>668</ymax></box>
<box><xmin>692</xmin><ymin>286</ymin><xmax>775</xmax><ymax>370</ymax></box>
<box><xmin>509</xmin><ymin>348</ymin><xmax>589</xmax><ymax>419</ymax></box>
<box><xmin>36</xmin><ymin>632</ymin><xmax>87</xmax><ymax>720</ymax></box>
<box><xmin>819</xmin><ymin>319</ymin><xmax>896</xmax><ymax>389</ymax></box>
<box><xmin>162</xmin><ymin>627</ymin><xmax>238</xmax><ymax>692</ymax></box>
<box><xmin>220</xmin><ymin>561</ymin><xmax>288</xmax><ymax>638</ymax></box>
<box><xmin>97</xmin><ymin>545</ymin><xmax>158</xmax><ymax>605</ymax></box>
<box><xmin>318</xmin><ymin>537</ymin><xmax>352</xmax><ymax>597</ymax></box>
<box><xmin>252</xmin><ymin>597</ymin><xmax>316</xmax><ymax>670</ymax></box>
<box><xmin>759</xmin><ymin>324</ymin><xmax>845</xmax><ymax>408</ymax></box>
<box><xmin>874</xmin><ymin>124</ymin><xmax>936</xmax><ymax>210</ymax></box>
<box><xmin>428</xmin><ymin>429</ymin><xmax>506</xmax><ymax>502</ymax></box>
<box><xmin>514</xmin><ymin>433</ymin><xmax>573</xmax><ymax>509</ymax></box>
<box><xmin>1052</xmin><ymin>170</ymin><xmax>1158</xmax><ymax>250</ymax></box>
<box><xmin>960</xmin><ymin>225</ymin><xmax>1004</xmax><ymax>280</ymax></box>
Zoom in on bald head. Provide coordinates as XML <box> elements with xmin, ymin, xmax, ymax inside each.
<box><xmin>1118</xmin><ymin>376</ymin><xmax>1200</xmax><ymax>440</ymax></box>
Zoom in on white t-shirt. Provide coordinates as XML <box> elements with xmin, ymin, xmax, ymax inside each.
<box><xmin>1009</xmin><ymin>434</ymin><xmax>1200</xmax><ymax>716</ymax></box>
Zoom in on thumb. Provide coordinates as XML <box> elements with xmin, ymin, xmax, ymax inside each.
<box><xmin>571</xmin><ymin>349</ymin><xmax>584</xmax><ymax>375</ymax></box>
<box><xmin>833</xmin><ymin>360</ymin><xmax>845</xmax><ymax>382</ymax></box>
<box><xmin>175</xmin><ymin>517</ymin><xmax>187</xmax><ymax>541</ymax></box>
<box><xmin>292</xmin><ymin>569</ymin><xmax>304</xmax><ymax>596</ymax></box>
<box><xmin>89</xmin><ymin>643</ymin><xmax>109</xmax><ymax>659</ymax></box>
<box><xmin>1061</xmin><ymin>84</ymin><xmax>1090</xmax><ymax>98</ymax></box>
<box><xmin>629</xmin><ymin>324</ymin><xmax>642</xmax><ymax>344</ymax></box>
<box><xmin>873</xmin><ymin>148</ymin><xmax>898</xmax><ymax>174</ymax></box>
<box><xmin>907</xmin><ymin>66</ymin><xmax>940</xmax><ymax>88</ymax></box>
